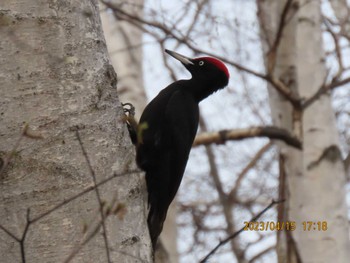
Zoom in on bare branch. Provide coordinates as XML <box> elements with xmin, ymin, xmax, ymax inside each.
<box><xmin>257</xmin><ymin>0</ymin><xmax>302</xmax><ymax>106</ymax></box>
<box><xmin>0</xmin><ymin>223</ymin><xmax>20</xmax><ymax>242</ymax></box>
<box><xmin>267</xmin><ymin>0</ymin><xmax>295</xmax><ymax>73</ymax></box>
<box><xmin>228</xmin><ymin>142</ymin><xmax>273</xmax><ymax>201</ymax></box>
<box><xmin>266</xmin><ymin>75</ymin><xmax>301</xmax><ymax>107</ymax></box>
<box><xmin>102</xmin><ymin>0</ymin><xmax>305</xmax><ymax>107</ymax></box>
<box><xmin>193</xmin><ymin>126</ymin><xmax>302</xmax><ymax>149</ymax></box>
<box><xmin>102</xmin><ymin>1</ymin><xmax>292</xmax><ymax>93</ymax></box>
<box><xmin>324</xmin><ymin>17</ymin><xmax>344</xmax><ymax>79</ymax></box>
<box><xmin>199</xmin><ymin>199</ymin><xmax>285</xmax><ymax>263</ymax></box>
<box><xmin>199</xmin><ymin>118</ymin><xmax>244</xmax><ymax>258</ymax></box>
<box><xmin>302</xmin><ymin>76</ymin><xmax>350</xmax><ymax>109</ymax></box>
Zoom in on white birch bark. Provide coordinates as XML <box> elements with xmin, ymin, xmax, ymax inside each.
<box><xmin>0</xmin><ymin>0</ymin><xmax>152</xmax><ymax>262</ymax></box>
<box><xmin>293</xmin><ymin>2</ymin><xmax>350</xmax><ymax>261</ymax></box>
<box><xmin>258</xmin><ymin>0</ymin><xmax>350</xmax><ymax>262</ymax></box>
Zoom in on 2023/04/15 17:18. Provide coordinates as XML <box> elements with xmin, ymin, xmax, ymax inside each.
<box><xmin>243</xmin><ymin>221</ymin><xmax>328</xmax><ymax>231</ymax></box>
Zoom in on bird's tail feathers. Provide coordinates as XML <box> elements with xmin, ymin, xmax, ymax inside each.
<box><xmin>147</xmin><ymin>197</ymin><xmax>168</xmax><ymax>250</ymax></box>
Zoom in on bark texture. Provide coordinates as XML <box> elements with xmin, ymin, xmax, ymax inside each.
<box><xmin>0</xmin><ymin>0</ymin><xmax>151</xmax><ymax>262</ymax></box>
<box><xmin>258</xmin><ymin>0</ymin><xmax>350</xmax><ymax>262</ymax></box>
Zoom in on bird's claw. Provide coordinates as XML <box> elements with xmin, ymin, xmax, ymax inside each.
<box><xmin>122</xmin><ymin>102</ymin><xmax>136</xmax><ymax>117</ymax></box>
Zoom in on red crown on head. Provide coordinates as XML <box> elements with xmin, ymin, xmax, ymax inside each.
<box><xmin>194</xmin><ymin>57</ymin><xmax>230</xmax><ymax>79</ymax></box>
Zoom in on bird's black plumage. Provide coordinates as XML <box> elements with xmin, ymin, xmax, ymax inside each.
<box><xmin>136</xmin><ymin>50</ymin><xmax>229</xmax><ymax>249</ymax></box>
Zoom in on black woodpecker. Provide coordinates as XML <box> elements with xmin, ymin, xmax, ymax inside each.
<box><xmin>136</xmin><ymin>49</ymin><xmax>229</xmax><ymax>249</ymax></box>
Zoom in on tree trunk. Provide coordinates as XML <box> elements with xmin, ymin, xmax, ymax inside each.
<box><xmin>0</xmin><ymin>0</ymin><xmax>152</xmax><ymax>262</ymax></box>
<box><xmin>258</xmin><ymin>0</ymin><xmax>350</xmax><ymax>262</ymax></box>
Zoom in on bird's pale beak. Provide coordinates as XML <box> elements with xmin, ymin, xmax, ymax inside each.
<box><xmin>165</xmin><ymin>49</ymin><xmax>194</xmax><ymax>66</ymax></box>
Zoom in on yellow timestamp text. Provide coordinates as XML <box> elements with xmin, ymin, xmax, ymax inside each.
<box><xmin>244</xmin><ymin>221</ymin><xmax>296</xmax><ymax>231</ymax></box>
<box><xmin>302</xmin><ymin>221</ymin><xmax>328</xmax><ymax>231</ymax></box>
<box><xmin>243</xmin><ymin>221</ymin><xmax>328</xmax><ymax>231</ymax></box>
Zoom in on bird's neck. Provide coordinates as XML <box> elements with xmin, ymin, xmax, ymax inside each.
<box><xmin>187</xmin><ymin>78</ymin><xmax>222</xmax><ymax>102</ymax></box>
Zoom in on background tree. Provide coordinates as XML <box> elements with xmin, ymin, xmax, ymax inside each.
<box><xmin>258</xmin><ymin>0</ymin><xmax>350</xmax><ymax>261</ymax></box>
<box><xmin>0</xmin><ymin>0</ymin><xmax>151</xmax><ymax>262</ymax></box>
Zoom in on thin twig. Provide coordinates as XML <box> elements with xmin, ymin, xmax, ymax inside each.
<box><xmin>101</xmin><ymin>0</ymin><xmax>266</xmax><ymax>79</ymax></box>
<box><xmin>228</xmin><ymin>141</ymin><xmax>273</xmax><ymax>201</ymax></box>
<box><xmin>199</xmin><ymin>199</ymin><xmax>285</xmax><ymax>263</ymax></box>
<box><xmin>1</xmin><ymin>125</ymin><xmax>26</xmax><ymax>176</ymax></box>
<box><xmin>19</xmin><ymin>209</ymin><xmax>31</xmax><ymax>263</ymax></box>
<box><xmin>75</xmin><ymin>130</ymin><xmax>111</xmax><ymax>263</ymax></box>
<box><xmin>0</xmin><ymin>224</ymin><xmax>20</xmax><ymax>242</ymax></box>
<box><xmin>324</xmin><ymin>17</ymin><xmax>344</xmax><ymax>79</ymax></box>
<box><xmin>64</xmin><ymin>218</ymin><xmax>104</xmax><ymax>263</ymax></box>
<box><xmin>102</xmin><ymin>0</ymin><xmax>302</xmax><ymax>106</ymax></box>
<box><xmin>302</xmin><ymin>76</ymin><xmax>350</xmax><ymax>109</ymax></box>
<box><xmin>199</xmin><ymin>118</ymin><xmax>244</xmax><ymax>257</ymax></box>
<box><xmin>0</xmin><ymin>169</ymin><xmax>139</xmax><ymax>262</ymax></box>
<box><xmin>30</xmin><ymin>169</ymin><xmax>139</xmax><ymax>224</ymax></box>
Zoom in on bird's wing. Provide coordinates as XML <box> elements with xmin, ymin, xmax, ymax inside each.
<box><xmin>161</xmin><ymin>90</ymin><xmax>199</xmax><ymax>201</ymax></box>
<box><xmin>138</xmin><ymin>89</ymin><xmax>199</xmax><ymax>204</ymax></box>
<box><xmin>136</xmin><ymin>87</ymin><xmax>199</xmax><ymax>247</ymax></box>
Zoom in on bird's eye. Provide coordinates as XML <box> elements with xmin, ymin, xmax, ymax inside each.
<box><xmin>199</xmin><ymin>61</ymin><xmax>204</xmax><ymax>66</ymax></box>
